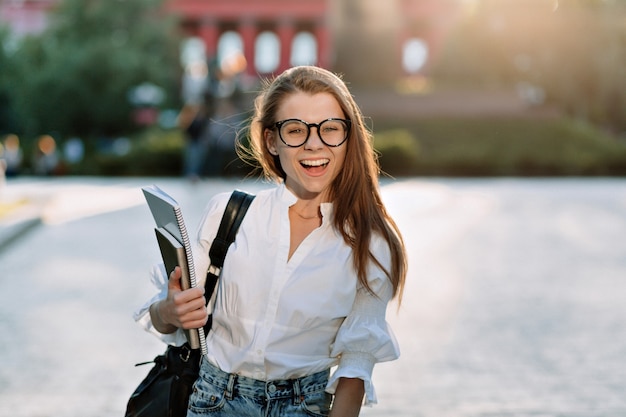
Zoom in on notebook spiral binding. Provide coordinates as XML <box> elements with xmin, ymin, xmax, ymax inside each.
<box><xmin>174</xmin><ymin>207</ymin><xmax>208</xmax><ymax>355</ymax></box>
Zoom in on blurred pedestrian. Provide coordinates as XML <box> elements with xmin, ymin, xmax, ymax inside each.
<box><xmin>2</xmin><ymin>134</ymin><xmax>23</xmax><ymax>177</ymax></box>
<box><xmin>134</xmin><ymin>66</ymin><xmax>408</xmax><ymax>416</ymax></box>
<box><xmin>32</xmin><ymin>135</ymin><xmax>60</xmax><ymax>176</ymax></box>
<box><xmin>203</xmin><ymin>96</ymin><xmax>242</xmax><ymax>177</ymax></box>
<box><xmin>63</xmin><ymin>137</ymin><xmax>85</xmax><ymax>165</ymax></box>
<box><xmin>178</xmin><ymin>102</ymin><xmax>212</xmax><ymax>182</ymax></box>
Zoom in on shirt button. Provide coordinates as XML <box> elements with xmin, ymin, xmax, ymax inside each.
<box><xmin>256</xmin><ymin>349</ymin><xmax>262</xmax><ymax>355</ymax></box>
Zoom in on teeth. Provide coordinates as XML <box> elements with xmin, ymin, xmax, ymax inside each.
<box><xmin>301</xmin><ymin>159</ymin><xmax>329</xmax><ymax>167</ymax></box>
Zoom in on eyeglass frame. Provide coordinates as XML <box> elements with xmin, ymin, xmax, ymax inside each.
<box><xmin>273</xmin><ymin>118</ymin><xmax>352</xmax><ymax>148</ymax></box>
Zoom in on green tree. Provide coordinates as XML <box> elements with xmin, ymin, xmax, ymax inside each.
<box><xmin>0</xmin><ymin>26</ymin><xmax>20</xmax><ymax>135</ymax></box>
<box><xmin>9</xmin><ymin>0</ymin><xmax>181</xmax><ymax>139</ymax></box>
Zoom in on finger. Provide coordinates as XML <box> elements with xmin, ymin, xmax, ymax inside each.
<box><xmin>168</xmin><ymin>266</ymin><xmax>183</xmax><ymax>291</ymax></box>
<box><xmin>172</xmin><ymin>288</ymin><xmax>205</xmax><ymax>306</ymax></box>
<box><xmin>172</xmin><ymin>294</ymin><xmax>207</xmax><ymax>316</ymax></box>
<box><xmin>179</xmin><ymin>308</ymin><xmax>209</xmax><ymax>330</ymax></box>
<box><xmin>163</xmin><ymin>300</ymin><xmax>205</xmax><ymax>329</ymax></box>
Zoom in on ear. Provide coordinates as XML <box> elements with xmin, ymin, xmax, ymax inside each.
<box><xmin>264</xmin><ymin>129</ymin><xmax>278</xmax><ymax>155</ymax></box>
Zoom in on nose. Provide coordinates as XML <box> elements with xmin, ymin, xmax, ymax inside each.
<box><xmin>304</xmin><ymin>125</ymin><xmax>324</xmax><ymax>149</ymax></box>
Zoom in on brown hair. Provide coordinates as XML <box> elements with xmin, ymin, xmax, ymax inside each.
<box><xmin>240</xmin><ymin>66</ymin><xmax>406</xmax><ymax>302</ymax></box>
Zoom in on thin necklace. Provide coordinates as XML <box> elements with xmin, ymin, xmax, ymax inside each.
<box><xmin>290</xmin><ymin>207</ymin><xmax>321</xmax><ymax>220</ymax></box>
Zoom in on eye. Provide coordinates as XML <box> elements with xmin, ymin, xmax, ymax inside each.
<box><xmin>323</xmin><ymin>121</ymin><xmax>344</xmax><ymax>132</ymax></box>
<box><xmin>286</xmin><ymin>127</ymin><xmax>304</xmax><ymax>135</ymax></box>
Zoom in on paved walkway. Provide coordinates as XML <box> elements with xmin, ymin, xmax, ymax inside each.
<box><xmin>1</xmin><ymin>176</ymin><xmax>625</xmax><ymax>417</ymax></box>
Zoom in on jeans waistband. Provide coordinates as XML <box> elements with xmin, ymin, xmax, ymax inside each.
<box><xmin>199</xmin><ymin>358</ymin><xmax>330</xmax><ymax>402</ymax></box>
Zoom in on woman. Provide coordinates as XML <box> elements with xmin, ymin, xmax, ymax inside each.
<box><xmin>136</xmin><ymin>66</ymin><xmax>407</xmax><ymax>416</ymax></box>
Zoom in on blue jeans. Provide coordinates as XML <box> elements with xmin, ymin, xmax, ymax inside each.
<box><xmin>186</xmin><ymin>358</ymin><xmax>332</xmax><ymax>416</ymax></box>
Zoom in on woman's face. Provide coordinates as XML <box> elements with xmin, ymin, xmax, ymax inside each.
<box><xmin>265</xmin><ymin>91</ymin><xmax>348</xmax><ymax>202</ymax></box>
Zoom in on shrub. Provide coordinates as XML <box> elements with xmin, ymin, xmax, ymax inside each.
<box><xmin>374</xmin><ymin>117</ymin><xmax>626</xmax><ymax>176</ymax></box>
<box><xmin>373</xmin><ymin>129</ymin><xmax>420</xmax><ymax>176</ymax></box>
<box><xmin>25</xmin><ymin>116</ymin><xmax>625</xmax><ymax>178</ymax></box>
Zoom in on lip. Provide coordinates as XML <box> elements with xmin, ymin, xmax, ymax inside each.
<box><xmin>299</xmin><ymin>158</ymin><xmax>330</xmax><ymax>176</ymax></box>
<box><xmin>300</xmin><ymin>158</ymin><xmax>330</xmax><ymax>167</ymax></box>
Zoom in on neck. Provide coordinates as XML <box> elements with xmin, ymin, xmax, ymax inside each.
<box><xmin>290</xmin><ymin>206</ymin><xmax>321</xmax><ymax>220</ymax></box>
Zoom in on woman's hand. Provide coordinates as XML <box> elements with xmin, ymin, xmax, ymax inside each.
<box><xmin>149</xmin><ymin>266</ymin><xmax>208</xmax><ymax>334</ymax></box>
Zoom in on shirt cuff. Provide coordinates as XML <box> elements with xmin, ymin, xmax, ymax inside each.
<box><xmin>133</xmin><ymin>263</ymin><xmax>187</xmax><ymax>346</ymax></box>
<box><xmin>326</xmin><ymin>351</ymin><xmax>378</xmax><ymax>407</ymax></box>
<box><xmin>134</xmin><ymin>302</ymin><xmax>187</xmax><ymax>346</ymax></box>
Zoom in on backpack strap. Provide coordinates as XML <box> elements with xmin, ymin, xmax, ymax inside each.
<box><xmin>203</xmin><ymin>190</ymin><xmax>255</xmax><ymax>334</ymax></box>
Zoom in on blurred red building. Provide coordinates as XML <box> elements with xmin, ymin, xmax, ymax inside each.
<box><xmin>0</xmin><ymin>0</ymin><xmax>56</xmax><ymax>36</ymax></box>
<box><xmin>165</xmin><ymin>0</ymin><xmax>332</xmax><ymax>76</ymax></box>
<box><xmin>397</xmin><ymin>0</ymin><xmax>460</xmax><ymax>74</ymax></box>
<box><xmin>1</xmin><ymin>0</ymin><xmax>455</xmax><ymax>77</ymax></box>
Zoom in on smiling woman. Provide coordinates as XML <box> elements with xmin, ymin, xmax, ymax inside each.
<box><xmin>134</xmin><ymin>66</ymin><xmax>407</xmax><ymax>417</ymax></box>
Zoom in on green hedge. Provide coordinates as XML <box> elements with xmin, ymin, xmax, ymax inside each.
<box><xmin>71</xmin><ymin>127</ymin><xmax>250</xmax><ymax>177</ymax></box>
<box><xmin>67</xmin><ymin>128</ymin><xmax>184</xmax><ymax>176</ymax></box>
<box><xmin>39</xmin><ymin>116</ymin><xmax>626</xmax><ymax>178</ymax></box>
<box><xmin>373</xmin><ymin>117</ymin><xmax>626</xmax><ymax>177</ymax></box>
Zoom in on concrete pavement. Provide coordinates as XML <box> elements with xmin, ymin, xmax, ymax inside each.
<box><xmin>1</xmin><ymin>176</ymin><xmax>626</xmax><ymax>417</ymax></box>
<box><xmin>0</xmin><ymin>179</ymin><xmax>44</xmax><ymax>252</ymax></box>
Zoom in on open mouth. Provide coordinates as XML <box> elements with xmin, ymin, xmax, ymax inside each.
<box><xmin>300</xmin><ymin>158</ymin><xmax>329</xmax><ymax>170</ymax></box>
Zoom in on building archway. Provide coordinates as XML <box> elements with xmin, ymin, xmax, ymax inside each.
<box><xmin>167</xmin><ymin>0</ymin><xmax>331</xmax><ymax>76</ymax></box>
<box><xmin>255</xmin><ymin>31</ymin><xmax>280</xmax><ymax>74</ymax></box>
<box><xmin>402</xmin><ymin>37</ymin><xmax>429</xmax><ymax>74</ymax></box>
<box><xmin>291</xmin><ymin>31</ymin><xmax>318</xmax><ymax>67</ymax></box>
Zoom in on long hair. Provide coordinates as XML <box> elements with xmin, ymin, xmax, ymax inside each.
<box><xmin>240</xmin><ymin>66</ymin><xmax>407</xmax><ymax>302</ymax></box>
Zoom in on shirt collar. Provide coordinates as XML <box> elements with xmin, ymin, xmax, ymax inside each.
<box><xmin>278</xmin><ymin>183</ymin><xmax>335</xmax><ymax>222</ymax></box>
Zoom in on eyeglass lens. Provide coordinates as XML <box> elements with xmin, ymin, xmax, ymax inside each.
<box><xmin>279</xmin><ymin>119</ymin><xmax>349</xmax><ymax>147</ymax></box>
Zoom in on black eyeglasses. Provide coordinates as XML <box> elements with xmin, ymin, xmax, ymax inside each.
<box><xmin>274</xmin><ymin>118</ymin><xmax>351</xmax><ymax>147</ymax></box>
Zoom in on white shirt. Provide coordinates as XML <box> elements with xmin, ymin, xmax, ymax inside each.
<box><xmin>135</xmin><ymin>183</ymin><xmax>399</xmax><ymax>405</ymax></box>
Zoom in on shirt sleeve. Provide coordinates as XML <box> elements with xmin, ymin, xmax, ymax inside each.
<box><xmin>132</xmin><ymin>263</ymin><xmax>188</xmax><ymax>346</ymax></box>
<box><xmin>325</xmin><ymin>237</ymin><xmax>400</xmax><ymax>406</ymax></box>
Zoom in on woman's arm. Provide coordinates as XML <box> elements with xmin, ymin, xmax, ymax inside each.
<box><xmin>149</xmin><ymin>266</ymin><xmax>208</xmax><ymax>334</ymax></box>
<box><xmin>149</xmin><ymin>299</ymin><xmax>178</xmax><ymax>334</ymax></box>
<box><xmin>329</xmin><ymin>377</ymin><xmax>365</xmax><ymax>417</ymax></box>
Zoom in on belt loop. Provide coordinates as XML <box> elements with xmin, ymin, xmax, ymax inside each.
<box><xmin>224</xmin><ymin>373</ymin><xmax>236</xmax><ymax>400</ymax></box>
<box><xmin>293</xmin><ymin>378</ymin><xmax>302</xmax><ymax>405</ymax></box>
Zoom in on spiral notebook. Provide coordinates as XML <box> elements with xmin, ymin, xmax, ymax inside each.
<box><xmin>141</xmin><ymin>185</ymin><xmax>207</xmax><ymax>355</ymax></box>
